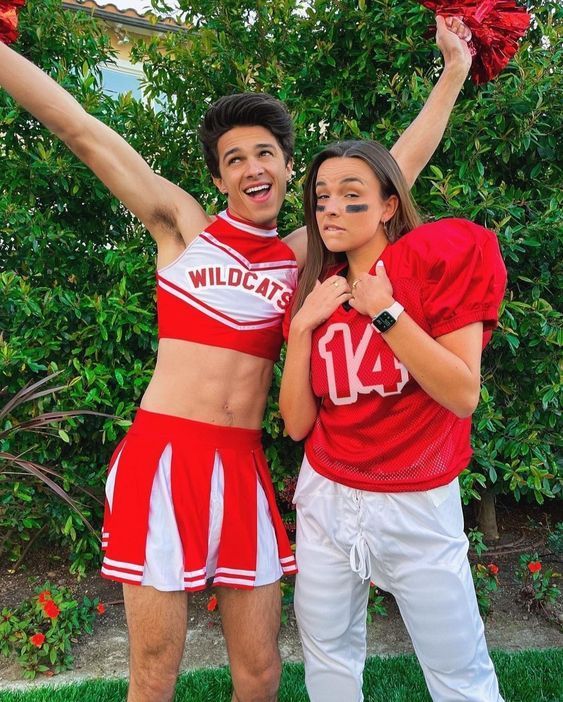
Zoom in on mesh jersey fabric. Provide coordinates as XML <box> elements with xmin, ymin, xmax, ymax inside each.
<box><xmin>304</xmin><ymin>218</ymin><xmax>507</xmax><ymax>492</ymax></box>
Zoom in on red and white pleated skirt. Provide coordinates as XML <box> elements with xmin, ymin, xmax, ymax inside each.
<box><xmin>101</xmin><ymin>409</ymin><xmax>297</xmax><ymax>591</ymax></box>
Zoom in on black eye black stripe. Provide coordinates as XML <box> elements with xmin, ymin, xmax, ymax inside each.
<box><xmin>316</xmin><ymin>204</ymin><xmax>368</xmax><ymax>212</ymax></box>
<box><xmin>345</xmin><ymin>204</ymin><xmax>368</xmax><ymax>213</ymax></box>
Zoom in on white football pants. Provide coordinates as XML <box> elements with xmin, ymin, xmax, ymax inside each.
<box><xmin>294</xmin><ymin>458</ymin><xmax>503</xmax><ymax>702</ymax></box>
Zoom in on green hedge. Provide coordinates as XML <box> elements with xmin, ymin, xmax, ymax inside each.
<box><xmin>0</xmin><ymin>0</ymin><xmax>561</xmax><ymax>573</ymax></box>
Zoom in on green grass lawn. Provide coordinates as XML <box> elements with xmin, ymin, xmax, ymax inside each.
<box><xmin>1</xmin><ymin>649</ymin><xmax>561</xmax><ymax>701</ymax></box>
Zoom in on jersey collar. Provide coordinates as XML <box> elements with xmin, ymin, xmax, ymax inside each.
<box><xmin>220</xmin><ymin>209</ymin><xmax>279</xmax><ymax>238</ymax></box>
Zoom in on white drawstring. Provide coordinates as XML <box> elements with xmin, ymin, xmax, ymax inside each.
<box><xmin>349</xmin><ymin>534</ymin><xmax>372</xmax><ymax>582</ymax></box>
<box><xmin>349</xmin><ymin>490</ymin><xmax>371</xmax><ymax>581</ymax></box>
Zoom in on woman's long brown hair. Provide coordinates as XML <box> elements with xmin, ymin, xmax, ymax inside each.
<box><xmin>292</xmin><ymin>140</ymin><xmax>422</xmax><ymax>316</ymax></box>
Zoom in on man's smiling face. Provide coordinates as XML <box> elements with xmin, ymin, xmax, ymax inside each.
<box><xmin>213</xmin><ymin>125</ymin><xmax>292</xmax><ymax>228</ymax></box>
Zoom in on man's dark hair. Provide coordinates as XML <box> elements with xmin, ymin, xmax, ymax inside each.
<box><xmin>199</xmin><ymin>93</ymin><xmax>294</xmax><ymax>178</ymax></box>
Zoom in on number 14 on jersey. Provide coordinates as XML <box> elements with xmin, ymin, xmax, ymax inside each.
<box><xmin>319</xmin><ymin>323</ymin><xmax>409</xmax><ymax>405</ymax></box>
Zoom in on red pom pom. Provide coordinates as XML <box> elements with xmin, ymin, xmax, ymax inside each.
<box><xmin>0</xmin><ymin>0</ymin><xmax>25</xmax><ymax>45</ymax></box>
<box><xmin>418</xmin><ymin>0</ymin><xmax>531</xmax><ymax>84</ymax></box>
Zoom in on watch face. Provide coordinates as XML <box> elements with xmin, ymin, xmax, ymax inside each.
<box><xmin>372</xmin><ymin>310</ymin><xmax>396</xmax><ymax>332</ymax></box>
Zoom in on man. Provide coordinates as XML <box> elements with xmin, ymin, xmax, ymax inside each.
<box><xmin>0</xmin><ymin>14</ymin><xmax>471</xmax><ymax>702</ymax></box>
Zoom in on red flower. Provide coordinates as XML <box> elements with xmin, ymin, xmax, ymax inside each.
<box><xmin>96</xmin><ymin>603</ymin><xmax>106</xmax><ymax>615</ymax></box>
<box><xmin>38</xmin><ymin>590</ymin><xmax>51</xmax><ymax>604</ymax></box>
<box><xmin>42</xmin><ymin>600</ymin><xmax>60</xmax><ymax>619</ymax></box>
<box><xmin>487</xmin><ymin>563</ymin><xmax>499</xmax><ymax>576</ymax></box>
<box><xmin>30</xmin><ymin>633</ymin><xmax>45</xmax><ymax>647</ymax></box>
<box><xmin>207</xmin><ymin>595</ymin><xmax>218</xmax><ymax>612</ymax></box>
<box><xmin>528</xmin><ymin>561</ymin><xmax>542</xmax><ymax>573</ymax></box>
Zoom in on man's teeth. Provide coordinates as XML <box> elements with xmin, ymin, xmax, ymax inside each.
<box><xmin>246</xmin><ymin>185</ymin><xmax>270</xmax><ymax>194</ymax></box>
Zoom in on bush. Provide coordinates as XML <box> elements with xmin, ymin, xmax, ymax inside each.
<box><xmin>516</xmin><ymin>553</ymin><xmax>561</xmax><ymax>616</ymax></box>
<box><xmin>0</xmin><ymin>372</ymin><xmax>111</xmax><ymax>574</ymax></box>
<box><xmin>1</xmin><ymin>0</ymin><xmax>561</xmax><ymax>569</ymax></box>
<box><xmin>547</xmin><ymin>522</ymin><xmax>563</xmax><ymax>556</ymax></box>
<box><xmin>0</xmin><ymin>582</ymin><xmax>104</xmax><ymax>678</ymax></box>
<box><xmin>471</xmin><ymin>562</ymin><xmax>500</xmax><ymax>618</ymax></box>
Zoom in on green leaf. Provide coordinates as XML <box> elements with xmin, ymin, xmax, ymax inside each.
<box><xmin>429</xmin><ymin>164</ymin><xmax>444</xmax><ymax>179</ymax></box>
<box><xmin>58</xmin><ymin>429</ymin><xmax>70</xmax><ymax>443</ymax></box>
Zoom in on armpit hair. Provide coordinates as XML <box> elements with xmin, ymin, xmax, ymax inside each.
<box><xmin>150</xmin><ymin>206</ymin><xmax>181</xmax><ymax>238</ymax></box>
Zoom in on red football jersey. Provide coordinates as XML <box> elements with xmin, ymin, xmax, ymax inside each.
<box><xmin>304</xmin><ymin>218</ymin><xmax>507</xmax><ymax>492</ymax></box>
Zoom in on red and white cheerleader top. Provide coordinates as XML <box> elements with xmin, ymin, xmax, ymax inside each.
<box><xmin>304</xmin><ymin>218</ymin><xmax>507</xmax><ymax>493</ymax></box>
<box><xmin>157</xmin><ymin>210</ymin><xmax>298</xmax><ymax>361</ymax></box>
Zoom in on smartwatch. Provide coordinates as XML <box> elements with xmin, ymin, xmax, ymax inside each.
<box><xmin>371</xmin><ymin>301</ymin><xmax>404</xmax><ymax>333</ymax></box>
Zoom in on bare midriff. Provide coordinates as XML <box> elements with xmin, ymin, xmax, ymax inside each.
<box><xmin>139</xmin><ymin>338</ymin><xmax>274</xmax><ymax>430</ymax></box>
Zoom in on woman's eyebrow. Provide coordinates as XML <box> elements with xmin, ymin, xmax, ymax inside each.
<box><xmin>340</xmin><ymin>176</ymin><xmax>365</xmax><ymax>185</ymax></box>
<box><xmin>315</xmin><ymin>176</ymin><xmax>365</xmax><ymax>187</ymax></box>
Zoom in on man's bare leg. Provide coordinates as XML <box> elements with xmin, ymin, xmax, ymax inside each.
<box><xmin>123</xmin><ymin>584</ymin><xmax>188</xmax><ymax>702</ymax></box>
<box><xmin>218</xmin><ymin>581</ymin><xmax>282</xmax><ymax>702</ymax></box>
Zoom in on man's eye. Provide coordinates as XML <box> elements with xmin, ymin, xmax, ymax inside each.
<box><xmin>345</xmin><ymin>193</ymin><xmax>359</xmax><ymax>198</ymax></box>
<box><xmin>260</xmin><ymin>150</ymin><xmax>273</xmax><ymax>157</ymax></box>
<box><xmin>228</xmin><ymin>157</ymin><xmax>241</xmax><ymax>165</ymax></box>
<box><xmin>316</xmin><ymin>194</ymin><xmax>328</xmax><ymax>200</ymax></box>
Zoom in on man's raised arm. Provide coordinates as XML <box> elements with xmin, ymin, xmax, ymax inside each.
<box><xmin>389</xmin><ymin>15</ymin><xmax>472</xmax><ymax>188</ymax></box>
<box><xmin>0</xmin><ymin>42</ymin><xmax>208</xmax><ymax>243</ymax></box>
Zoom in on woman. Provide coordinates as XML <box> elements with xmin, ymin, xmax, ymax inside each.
<box><xmin>280</xmin><ymin>140</ymin><xmax>507</xmax><ymax>702</ymax></box>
